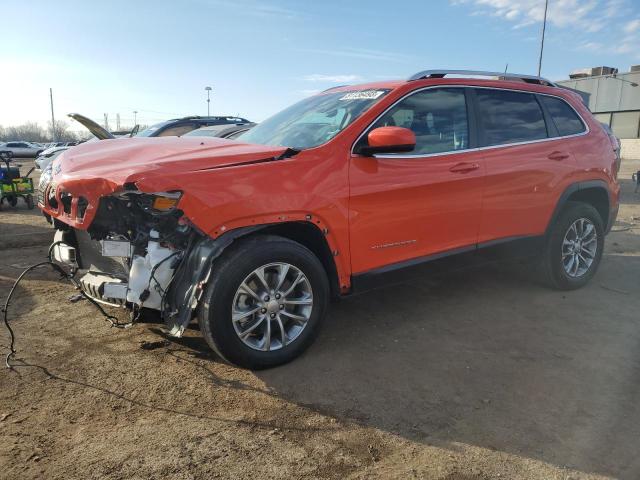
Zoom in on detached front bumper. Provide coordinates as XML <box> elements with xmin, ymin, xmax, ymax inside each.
<box><xmin>49</xmin><ymin>224</ymin><xmax>240</xmax><ymax>338</ymax></box>
<box><xmin>51</xmin><ymin>229</ymin><xmax>130</xmax><ymax>307</ymax></box>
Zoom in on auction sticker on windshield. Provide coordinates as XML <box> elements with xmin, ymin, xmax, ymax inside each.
<box><xmin>339</xmin><ymin>90</ymin><xmax>386</xmax><ymax>101</ymax></box>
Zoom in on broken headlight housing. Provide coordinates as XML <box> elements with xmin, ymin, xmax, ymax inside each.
<box><xmin>133</xmin><ymin>191</ymin><xmax>183</xmax><ymax>214</ymax></box>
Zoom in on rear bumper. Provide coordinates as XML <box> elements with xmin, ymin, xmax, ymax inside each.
<box><xmin>606</xmin><ymin>181</ymin><xmax>621</xmax><ymax>234</ymax></box>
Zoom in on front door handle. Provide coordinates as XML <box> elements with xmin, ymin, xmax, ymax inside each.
<box><xmin>548</xmin><ymin>151</ymin><xmax>570</xmax><ymax>161</ymax></box>
<box><xmin>449</xmin><ymin>162</ymin><xmax>480</xmax><ymax>173</ymax></box>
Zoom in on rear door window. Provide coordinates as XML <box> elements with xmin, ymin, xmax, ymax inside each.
<box><xmin>539</xmin><ymin>95</ymin><xmax>586</xmax><ymax>137</ymax></box>
<box><xmin>475</xmin><ymin>89</ymin><xmax>548</xmax><ymax>146</ymax></box>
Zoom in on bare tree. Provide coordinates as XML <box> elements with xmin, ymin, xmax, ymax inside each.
<box><xmin>48</xmin><ymin>120</ymin><xmax>78</xmax><ymax>143</ymax></box>
<box><xmin>2</xmin><ymin>122</ymin><xmax>48</xmax><ymax>142</ymax></box>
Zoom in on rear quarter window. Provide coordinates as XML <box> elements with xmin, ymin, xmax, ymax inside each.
<box><xmin>475</xmin><ymin>89</ymin><xmax>548</xmax><ymax>146</ymax></box>
<box><xmin>539</xmin><ymin>96</ymin><xmax>586</xmax><ymax>137</ymax></box>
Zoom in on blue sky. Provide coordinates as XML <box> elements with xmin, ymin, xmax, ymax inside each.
<box><xmin>1</xmin><ymin>0</ymin><xmax>639</xmax><ymax>130</ymax></box>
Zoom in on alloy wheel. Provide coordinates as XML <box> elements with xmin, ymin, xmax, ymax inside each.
<box><xmin>562</xmin><ymin>218</ymin><xmax>598</xmax><ymax>278</ymax></box>
<box><xmin>231</xmin><ymin>262</ymin><xmax>313</xmax><ymax>351</ymax></box>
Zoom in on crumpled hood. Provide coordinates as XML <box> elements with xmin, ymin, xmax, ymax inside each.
<box><xmin>54</xmin><ymin>136</ymin><xmax>288</xmax><ymax>185</ymax></box>
<box><xmin>42</xmin><ymin>136</ymin><xmax>291</xmax><ymax>229</ymax></box>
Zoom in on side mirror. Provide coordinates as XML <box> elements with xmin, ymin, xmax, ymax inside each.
<box><xmin>356</xmin><ymin>126</ymin><xmax>416</xmax><ymax>156</ymax></box>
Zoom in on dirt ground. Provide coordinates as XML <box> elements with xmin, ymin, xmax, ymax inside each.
<box><xmin>1</xmin><ymin>160</ymin><xmax>639</xmax><ymax>480</ymax></box>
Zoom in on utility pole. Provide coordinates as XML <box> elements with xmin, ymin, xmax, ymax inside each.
<box><xmin>205</xmin><ymin>86</ymin><xmax>212</xmax><ymax>116</ymax></box>
<box><xmin>537</xmin><ymin>0</ymin><xmax>549</xmax><ymax>76</ymax></box>
<box><xmin>116</xmin><ymin>113</ymin><xmax>121</xmax><ymax>131</ymax></box>
<box><xmin>49</xmin><ymin>88</ymin><xmax>56</xmax><ymax>142</ymax></box>
<box><xmin>104</xmin><ymin>113</ymin><xmax>109</xmax><ymax>130</ymax></box>
<box><xmin>133</xmin><ymin>110</ymin><xmax>138</xmax><ymax>125</ymax></box>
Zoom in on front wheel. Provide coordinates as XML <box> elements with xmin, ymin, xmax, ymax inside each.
<box><xmin>541</xmin><ymin>201</ymin><xmax>604</xmax><ymax>290</ymax></box>
<box><xmin>198</xmin><ymin>235</ymin><xmax>329</xmax><ymax>369</ymax></box>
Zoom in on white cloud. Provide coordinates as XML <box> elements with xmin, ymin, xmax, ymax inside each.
<box><xmin>295</xmin><ymin>47</ymin><xmax>412</xmax><ymax>63</ymax></box>
<box><xmin>452</xmin><ymin>0</ymin><xmax>640</xmax><ymax>63</ymax></box>
<box><xmin>192</xmin><ymin>0</ymin><xmax>301</xmax><ymax>20</ymax></box>
<box><xmin>450</xmin><ymin>0</ymin><xmax>633</xmax><ymax>31</ymax></box>
<box><xmin>302</xmin><ymin>74</ymin><xmax>362</xmax><ymax>83</ymax></box>
<box><xmin>624</xmin><ymin>18</ymin><xmax>640</xmax><ymax>33</ymax></box>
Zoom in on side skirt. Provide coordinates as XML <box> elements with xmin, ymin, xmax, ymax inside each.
<box><xmin>350</xmin><ymin>235</ymin><xmax>544</xmax><ymax>294</ymax></box>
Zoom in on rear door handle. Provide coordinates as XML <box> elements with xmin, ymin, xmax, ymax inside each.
<box><xmin>449</xmin><ymin>162</ymin><xmax>480</xmax><ymax>173</ymax></box>
<box><xmin>548</xmin><ymin>151</ymin><xmax>570</xmax><ymax>161</ymax></box>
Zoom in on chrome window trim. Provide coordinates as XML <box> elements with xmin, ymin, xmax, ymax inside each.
<box><xmin>351</xmin><ymin>85</ymin><xmax>590</xmax><ymax>160</ymax></box>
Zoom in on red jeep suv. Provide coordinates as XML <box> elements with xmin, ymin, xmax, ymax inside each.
<box><xmin>40</xmin><ymin>70</ymin><xmax>620</xmax><ymax>368</ymax></box>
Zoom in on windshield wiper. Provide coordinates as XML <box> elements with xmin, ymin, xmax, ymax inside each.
<box><xmin>276</xmin><ymin>148</ymin><xmax>301</xmax><ymax>160</ymax></box>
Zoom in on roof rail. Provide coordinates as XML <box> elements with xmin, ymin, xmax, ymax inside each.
<box><xmin>408</xmin><ymin>69</ymin><xmax>556</xmax><ymax>87</ymax></box>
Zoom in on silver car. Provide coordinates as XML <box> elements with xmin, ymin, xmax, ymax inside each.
<box><xmin>34</xmin><ymin>146</ymin><xmax>70</xmax><ymax>171</ymax></box>
<box><xmin>0</xmin><ymin>141</ymin><xmax>43</xmax><ymax>158</ymax></box>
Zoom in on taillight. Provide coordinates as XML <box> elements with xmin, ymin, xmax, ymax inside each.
<box><xmin>605</xmin><ymin>131</ymin><xmax>621</xmax><ymax>178</ymax></box>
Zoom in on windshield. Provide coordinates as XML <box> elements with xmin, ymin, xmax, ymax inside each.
<box><xmin>136</xmin><ymin>121</ymin><xmax>169</xmax><ymax>137</ymax></box>
<box><xmin>237</xmin><ymin>89</ymin><xmax>390</xmax><ymax>149</ymax></box>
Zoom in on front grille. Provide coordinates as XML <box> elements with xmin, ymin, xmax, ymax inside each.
<box><xmin>77</xmin><ymin>197</ymin><xmax>88</xmax><ymax>219</ymax></box>
<box><xmin>61</xmin><ymin>192</ymin><xmax>72</xmax><ymax>214</ymax></box>
<box><xmin>74</xmin><ymin>229</ymin><xmax>129</xmax><ymax>277</ymax></box>
<box><xmin>37</xmin><ymin>184</ymin><xmax>46</xmax><ymax>205</ymax></box>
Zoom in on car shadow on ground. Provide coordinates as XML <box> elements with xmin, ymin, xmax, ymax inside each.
<box><xmin>249</xmin><ymin>253</ymin><xmax>640</xmax><ymax>480</ymax></box>
<box><xmin>151</xmin><ymin>250</ymin><xmax>640</xmax><ymax>479</ymax></box>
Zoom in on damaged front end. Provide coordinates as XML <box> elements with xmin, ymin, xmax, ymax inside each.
<box><xmin>49</xmin><ymin>188</ymin><xmax>232</xmax><ymax>336</ymax></box>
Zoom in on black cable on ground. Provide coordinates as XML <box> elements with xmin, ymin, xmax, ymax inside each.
<box><xmin>2</xmin><ymin>260</ymin><xmax>130</xmax><ymax>370</ymax></box>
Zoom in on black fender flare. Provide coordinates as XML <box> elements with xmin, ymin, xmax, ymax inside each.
<box><xmin>545</xmin><ymin>180</ymin><xmax>612</xmax><ymax>235</ymax></box>
<box><xmin>163</xmin><ymin>225</ymin><xmax>263</xmax><ymax>336</ymax></box>
<box><xmin>163</xmin><ymin>221</ymin><xmax>339</xmax><ymax>336</ymax></box>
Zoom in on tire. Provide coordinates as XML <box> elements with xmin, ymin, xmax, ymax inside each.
<box><xmin>541</xmin><ymin>201</ymin><xmax>604</xmax><ymax>290</ymax></box>
<box><xmin>25</xmin><ymin>194</ymin><xmax>34</xmax><ymax>210</ymax></box>
<box><xmin>198</xmin><ymin>235</ymin><xmax>329</xmax><ymax>369</ymax></box>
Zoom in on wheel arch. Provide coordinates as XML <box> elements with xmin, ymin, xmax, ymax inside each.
<box><xmin>226</xmin><ymin>221</ymin><xmax>343</xmax><ymax>299</ymax></box>
<box><xmin>547</xmin><ymin>180</ymin><xmax>612</xmax><ymax>235</ymax></box>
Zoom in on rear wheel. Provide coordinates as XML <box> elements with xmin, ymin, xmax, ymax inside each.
<box><xmin>541</xmin><ymin>201</ymin><xmax>604</xmax><ymax>290</ymax></box>
<box><xmin>25</xmin><ymin>194</ymin><xmax>34</xmax><ymax>209</ymax></box>
<box><xmin>198</xmin><ymin>235</ymin><xmax>329</xmax><ymax>369</ymax></box>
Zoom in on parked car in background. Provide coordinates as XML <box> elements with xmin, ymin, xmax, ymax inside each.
<box><xmin>35</xmin><ymin>146</ymin><xmax>70</xmax><ymax>171</ymax></box>
<box><xmin>136</xmin><ymin>116</ymin><xmax>252</xmax><ymax>137</ymax></box>
<box><xmin>41</xmin><ymin>70</ymin><xmax>620</xmax><ymax>369</ymax></box>
<box><xmin>0</xmin><ymin>141</ymin><xmax>43</xmax><ymax>157</ymax></box>
<box><xmin>182</xmin><ymin>122</ymin><xmax>256</xmax><ymax>140</ymax></box>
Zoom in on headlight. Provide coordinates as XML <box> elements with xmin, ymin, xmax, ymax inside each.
<box><xmin>39</xmin><ymin>164</ymin><xmax>52</xmax><ymax>188</ymax></box>
<box><xmin>148</xmin><ymin>191</ymin><xmax>182</xmax><ymax>212</ymax></box>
